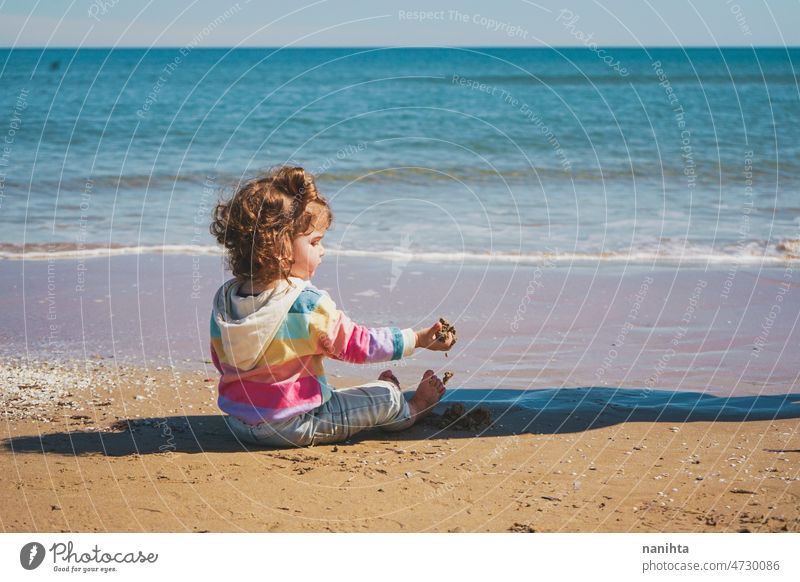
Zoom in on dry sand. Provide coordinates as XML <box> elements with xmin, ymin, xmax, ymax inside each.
<box><xmin>2</xmin><ymin>358</ymin><xmax>798</xmax><ymax>533</ymax></box>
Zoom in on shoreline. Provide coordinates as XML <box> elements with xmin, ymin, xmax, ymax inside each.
<box><xmin>1</xmin><ymin>254</ymin><xmax>797</xmax><ymax>395</ymax></box>
<box><xmin>1</xmin><ymin>357</ymin><xmax>798</xmax><ymax>532</ymax></box>
<box><xmin>1</xmin><ymin>241</ymin><xmax>798</xmax><ymax>264</ymax></box>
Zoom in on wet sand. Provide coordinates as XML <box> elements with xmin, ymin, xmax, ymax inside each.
<box><xmin>1</xmin><ymin>254</ymin><xmax>798</xmax><ymax>395</ymax></box>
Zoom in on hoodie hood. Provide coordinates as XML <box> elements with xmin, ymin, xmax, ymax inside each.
<box><xmin>212</xmin><ymin>276</ymin><xmax>309</xmax><ymax>371</ymax></box>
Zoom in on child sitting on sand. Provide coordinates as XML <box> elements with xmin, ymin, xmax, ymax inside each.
<box><xmin>208</xmin><ymin>166</ymin><xmax>454</xmax><ymax>447</ymax></box>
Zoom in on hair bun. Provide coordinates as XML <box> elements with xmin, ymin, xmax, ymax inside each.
<box><xmin>274</xmin><ymin>167</ymin><xmax>318</xmax><ymax>215</ymax></box>
<box><xmin>284</xmin><ymin>167</ymin><xmax>309</xmax><ymax>197</ymax></box>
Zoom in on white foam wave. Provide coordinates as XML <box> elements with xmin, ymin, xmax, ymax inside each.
<box><xmin>1</xmin><ymin>242</ymin><xmax>798</xmax><ymax>265</ymax></box>
<box><xmin>329</xmin><ymin>248</ymin><xmax>796</xmax><ymax>265</ymax></box>
<box><xmin>0</xmin><ymin>244</ymin><xmax>223</xmax><ymax>260</ymax></box>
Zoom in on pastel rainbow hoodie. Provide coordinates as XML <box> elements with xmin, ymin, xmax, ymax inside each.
<box><xmin>210</xmin><ymin>276</ymin><xmax>416</xmax><ymax>425</ymax></box>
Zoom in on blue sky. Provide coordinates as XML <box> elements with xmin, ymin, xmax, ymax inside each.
<box><xmin>1</xmin><ymin>0</ymin><xmax>798</xmax><ymax>47</ymax></box>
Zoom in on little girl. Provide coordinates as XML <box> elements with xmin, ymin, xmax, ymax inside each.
<box><xmin>208</xmin><ymin>166</ymin><xmax>454</xmax><ymax>447</ymax></box>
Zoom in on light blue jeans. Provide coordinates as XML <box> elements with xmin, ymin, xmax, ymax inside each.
<box><xmin>224</xmin><ymin>380</ymin><xmax>414</xmax><ymax>448</ymax></box>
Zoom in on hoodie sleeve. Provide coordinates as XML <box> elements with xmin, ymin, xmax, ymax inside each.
<box><xmin>307</xmin><ymin>289</ymin><xmax>416</xmax><ymax>363</ymax></box>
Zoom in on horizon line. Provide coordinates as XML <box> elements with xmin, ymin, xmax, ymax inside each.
<box><xmin>2</xmin><ymin>44</ymin><xmax>799</xmax><ymax>50</ymax></box>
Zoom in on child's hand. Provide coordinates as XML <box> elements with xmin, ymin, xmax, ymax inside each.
<box><xmin>415</xmin><ymin>320</ymin><xmax>456</xmax><ymax>351</ymax></box>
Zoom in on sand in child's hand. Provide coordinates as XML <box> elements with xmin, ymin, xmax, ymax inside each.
<box><xmin>436</xmin><ymin>317</ymin><xmax>457</xmax><ymax>357</ymax></box>
<box><xmin>435</xmin><ymin>317</ymin><xmax>457</xmax><ymax>344</ymax></box>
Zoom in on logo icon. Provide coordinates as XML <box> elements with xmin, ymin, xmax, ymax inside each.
<box><xmin>20</xmin><ymin>542</ymin><xmax>46</xmax><ymax>570</ymax></box>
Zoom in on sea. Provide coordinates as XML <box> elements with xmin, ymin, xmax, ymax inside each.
<box><xmin>0</xmin><ymin>47</ymin><xmax>799</xmax><ymax>264</ymax></box>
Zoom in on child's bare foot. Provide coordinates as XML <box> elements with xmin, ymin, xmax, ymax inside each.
<box><xmin>378</xmin><ymin>369</ymin><xmax>400</xmax><ymax>388</ymax></box>
<box><xmin>408</xmin><ymin>370</ymin><xmax>445</xmax><ymax>423</ymax></box>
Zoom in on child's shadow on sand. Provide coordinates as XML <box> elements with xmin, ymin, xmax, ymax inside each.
<box><xmin>4</xmin><ymin>387</ymin><xmax>800</xmax><ymax>455</ymax></box>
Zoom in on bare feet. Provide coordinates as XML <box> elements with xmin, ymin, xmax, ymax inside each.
<box><xmin>378</xmin><ymin>369</ymin><xmax>400</xmax><ymax>387</ymax></box>
<box><xmin>407</xmin><ymin>369</ymin><xmax>445</xmax><ymax>423</ymax></box>
<box><xmin>379</xmin><ymin>369</ymin><xmax>445</xmax><ymax>426</ymax></box>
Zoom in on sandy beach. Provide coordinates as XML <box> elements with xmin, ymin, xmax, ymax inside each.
<box><xmin>2</xmin><ymin>30</ymin><xmax>800</xmax><ymax>544</ymax></box>
<box><xmin>2</xmin><ymin>355</ymin><xmax>799</xmax><ymax>533</ymax></box>
<box><xmin>1</xmin><ymin>254</ymin><xmax>799</xmax><ymax>532</ymax></box>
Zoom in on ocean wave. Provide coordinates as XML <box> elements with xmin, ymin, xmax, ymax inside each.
<box><xmin>316</xmin><ymin>163</ymin><xmax>795</xmax><ymax>184</ymax></box>
<box><xmin>329</xmin><ymin>246</ymin><xmax>799</xmax><ymax>265</ymax></box>
<box><xmin>3</xmin><ymin>172</ymin><xmax>240</xmax><ymax>194</ymax></box>
<box><xmin>0</xmin><ymin>243</ymin><xmax>222</xmax><ymax>260</ymax></box>
<box><xmin>2</xmin><ymin>239</ymin><xmax>798</xmax><ymax>264</ymax></box>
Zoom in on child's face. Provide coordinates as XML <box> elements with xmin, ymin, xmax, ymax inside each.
<box><xmin>290</xmin><ymin>224</ymin><xmax>327</xmax><ymax>280</ymax></box>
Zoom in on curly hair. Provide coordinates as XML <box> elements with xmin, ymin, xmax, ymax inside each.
<box><xmin>210</xmin><ymin>166</ymin><xmax>332</xmax><ymax>286</ymax></box>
